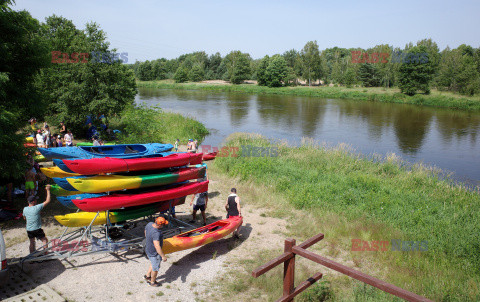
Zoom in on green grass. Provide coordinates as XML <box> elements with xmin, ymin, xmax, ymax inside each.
<box><xmin>109</xmin><ymin>105</ymin><xmax>209</xmax><ymax>144</ymax></box>
<box><xmin>213</xmin><ymin>133</ymin><xmax>480</xmax><ymax>301</ymax></box>
<box><xmin>137</xmin><ymin>80</ymin><xmax>480</xmax><ymax>111</ymax></box>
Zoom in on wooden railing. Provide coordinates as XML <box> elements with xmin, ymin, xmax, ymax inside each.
<box><xmin>252</xmin><ymin>233</ymin><xmax>433</xmax><ymax>302</ymax></box>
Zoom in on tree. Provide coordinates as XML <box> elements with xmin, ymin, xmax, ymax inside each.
<box><xmin>189</xmin><ymin>63</ymin><xmax>205</xmax><ymax>82</ymax></box>
<box><xmin>358</xmin><ymin>63</ymin><xmax>380</xmax><ymax>87</ymax></box>
<box><xmin>0</xmin><ymin>1</ymin><xmax>49</xmax><ymax>180</ymax></box>
<box><xmin>300</xmin><ymin>41</ymin><xmax>322</xmax><ymax>86</ymax></box>
<box><xmin>223</xmin><ymin>51</ymin><xmax>251</xmax><ymax>84</ymax></box>
<box><xmin>256</xmin><ymin>55</ymin><xmax>270</xmax><ymax>86</ymax></box>
<box><xmin>343</xmin><ymin>67</ymin><xmax>357</xmax><ymax>87</ymax></box>
<box><xmin>265</xmin><ymin>55</ymin><xmax>288</xmax><ymax>87</ymax></box>
<box><xmin>398</xmin><ymin>45</ymin><xmax>435</xmax><ymax>95</ymax></box>
<box><xmin>36</xmin><ymin>16</ymin><xmax>136</xmax><ymax>134</ymax></box>
<box><xmin>174</xmin><ymin>66</ymin><xmax>189</xmax><ymax>83</ymax></box>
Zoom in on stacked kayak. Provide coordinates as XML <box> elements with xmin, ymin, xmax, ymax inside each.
<box><xmin>38</xmin><ymin>143</ymin><xmax>173</xmax><ymax>160</ymax></box>
<box><xmin>55</xmin><ymin>152</ymin><xmax>203</xmax><ymax>174</ymax></box>
<box><xmin>64</xmin><ymin>166</ymin><xmax>206</xmax><ymax>193</ymax></box>
<box><xmin>55</xmin><ymin>197</ymin><xmax>186</xmax><ymax>227</ymax></box>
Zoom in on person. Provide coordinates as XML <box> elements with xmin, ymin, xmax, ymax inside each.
<box><xmin>225</xmin><ymin>188</ymin><xmax>242</xmax><ymax>238</ymax></box>
<box><xmin>35</xmin><ymin>130</ymin><xmax>45</xmax><ymax>148</ymax></box>
<box><xmin>64</xmin><ymin>130</ymin><xmax>73</xmax><ymax>146</ymax></box>
<box><xmin>24</xmin><ymin>168</ymin><xmax>36</xmax><ymax>198</ymax></box>
<box><xmin>174</xmin><ymin>139</ymin><xmax>179</xmax><ymax>152</ymax></box>
<box><xmin>144</xmin><ymin>217</ymin><xmax>168</xmax><ymax>287</ymax></box>
<box><xmin>189</xmin><ymin>190</ymin><xmax>208</xmax><ymax>226</ymax></box>
<box><xmin>59</xmin><ymin>121</ymin><xmax>66</xmax><ymax>136</ymax></box>
<box><xmin>194</xmin><ymin>139</ymin><xmax>198</xmax><ymax>151</ymax></box>
<box><xmin>187</xmin><ymin>139</ymin><xmax>196</xmax><ymax>153</ymax></box>
<box><xmin>23</xmin><ymin>185</ymin><xmax>51</xmax><ymax>254</ymax></box>
<box><xmin>92</xmin><ymin>136</ymin><xmax>100</xmax><ymax>146</ymax></box>
<box><xmin>56</xmin><ymin>135</ymin><xmax>63</xmax><ymax>147</ymax></box>
<box><xmin>51</xmin><ymin>134</ymin><xmax>58</xmax><ymax>148</ymax></box>
<box><xmin>44</xmin><ymin>125</ymin><xmax>51</xmax><ymax>148</ymax></box>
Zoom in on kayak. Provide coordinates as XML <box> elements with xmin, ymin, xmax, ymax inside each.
<box><xmin>51</xmin><ymin>184</ymin><xmax>78</xmax><ymax>196</ymax></box>
<box><xmin>202</xmin><ymin>152</ymin><xmax>217</xmax><ymax>161</ymax></box>
<box><xmin>24</xmin><ymin>143</ymin><xmax>36</xmax><ymax>148</ymax></box>
<box><xmin>73</xmin><ymin>180</ymin><xmax>209</xmax><ymax>212</ymax></box>
<box><xmin>25</xmin><ymin>137</ymin><xmax>34</xmax><ymax>143</ymax></box>
<box><xmin>57</xmin><ymin>153</ymin><xmax>203</xmax><ymax>175</ymax></box>
<box><xmin>76</xmin><ymin>142</ymin><xmax>115</xmax><ymax>146</ymax></box>
<box><xmin>54</xmin><ymin>197</ymin><xmax>186</xmax><ymax>227</ymax></box>
<box><xmin>41</xmin><ymin>166</ymin><xmax>80</xmax><ymax>178</ymax></box>
<box><xmin>52</xmin><ymin>177</ymin><xmax>78</xmax><ymax>191</ymax></box>
<box><xmin>66</xmin><ymin>166</ymin><xmax>207</xmax><ymax>193</ymax></box>
<box><xmin>38</xmin><ymin>143</ymin><xmax>173</xmax><ymax>160</ymax></box>
<box><xmin>57</xmin><ymin>193</ymin><xmax>104</xmax><ymax>209</ymax></box>
<box><xmin>163</xmin><ymin>216</ymin><xmax>243</xmax><ymax>254</ymax></box>
<box><xmin>34</xmin><ymin>154</ymin><xmax>47</xmax><ymax>162</ymax></box>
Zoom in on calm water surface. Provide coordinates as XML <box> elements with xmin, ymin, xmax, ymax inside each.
<box><xmin>136</xmin><ymin>88</ymin><xmax>480</xmax><ymax>187</ymax></box>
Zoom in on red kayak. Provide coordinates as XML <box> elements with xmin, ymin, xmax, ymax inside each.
<box><xmin>62</xmin><ymin>153</ymin><xmax>203</xmax><ymax>175</ymax></box>
<box><xmin>73</xmin><ymin>180</ymin><xmax>209</xmax><ymax>211</ymax></box>
<box><xmin>202</xmin><ymin>152</ymin><xmax>217</xmax><ymax>161</ymax></box>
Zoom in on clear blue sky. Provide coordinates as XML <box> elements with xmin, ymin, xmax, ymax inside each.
<box><xmin>14</xmin><ymin>0</ymin><xmax>480</xmax><ymax>62</ymax></box>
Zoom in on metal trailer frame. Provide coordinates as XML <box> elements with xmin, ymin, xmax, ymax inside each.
<box><xmin>9</xmin><ymin>200</ymin><xmax>195</xmax><ymax>268</ymax></box>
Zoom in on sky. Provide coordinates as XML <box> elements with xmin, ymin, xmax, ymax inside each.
<box><xmin>14</xmin><ymin>0</ymin><xmax>480</xmax><ymax>62</ymax></box>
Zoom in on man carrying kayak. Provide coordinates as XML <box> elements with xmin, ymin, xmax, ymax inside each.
<box><xmin>225</xmin><ymin>188</ymin><xmax>242</xmax><ymax>238</ymax></box>
<box><xmin>144</xmin><ymin>217</ymin><xmax>168</xmax><ymax>287</ymax></box>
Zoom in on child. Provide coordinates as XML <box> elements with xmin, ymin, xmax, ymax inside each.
<box><xmin>174</xmin><ymin>139</ymin><xmax>179</xmax><ymax>152</ymax></box>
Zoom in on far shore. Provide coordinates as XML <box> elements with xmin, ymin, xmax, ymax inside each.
<box><xmin>137</xmin><ymin>80</ymin><xmax>480</xmax><ymax>111</ymax></box>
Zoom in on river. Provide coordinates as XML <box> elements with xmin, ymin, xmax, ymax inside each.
<box><xmin>136</xmin><ymin>87</ymin><xmax>480</xmax><ymax>187</ymax></box>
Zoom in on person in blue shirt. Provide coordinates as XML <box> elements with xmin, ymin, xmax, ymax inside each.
<box><xmin>23</xmin><ymin>185</ymin><xmax>51</xmax><ymax>254</ymax></box>
<box><xmin>144</xmin><ymin>217</ymin><xmax>168</xmax><ymax>287</ymax></box>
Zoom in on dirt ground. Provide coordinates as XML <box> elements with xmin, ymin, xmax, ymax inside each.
<box><xmin>2</xmin><ymin>151</ymin><xmax>289</xmax><ymax>302</ymax></box>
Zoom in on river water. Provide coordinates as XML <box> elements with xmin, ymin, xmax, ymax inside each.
<box><xmin>136</xmin><ymin>88</ymin><xmax>480</xmax><ymax>187</ymax></box>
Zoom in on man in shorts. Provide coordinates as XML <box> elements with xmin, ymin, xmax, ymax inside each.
<box><xmin>23</xmin><ymin>185</ymin><xmax>51</xmax><ymax>254</ymax></box>
<box><xmin>189</xmin><ymin>191</ymin><xmax>208</xmax><ymax>226</ymax></box>
<box><xmin>144</xmin><ymin>217</ymin><xmax>168</xmax><ymax>287</ymax></box>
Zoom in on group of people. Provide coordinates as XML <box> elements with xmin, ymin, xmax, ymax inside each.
<box><xmin>30</xmin><ymin>118</ymin><xmax>73</xmax><ymax>148</ymax></box>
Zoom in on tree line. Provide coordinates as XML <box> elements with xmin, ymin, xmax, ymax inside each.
<box><xmin>131</xmin><ymin>40</ymin><xmax>480</xmax><ymax>96</ymax></box>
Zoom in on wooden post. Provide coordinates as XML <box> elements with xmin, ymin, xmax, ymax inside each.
<box><xmin>283</xmin><ymin>238</ymin><xmax>296</xmax><ymax>301</ymax></box>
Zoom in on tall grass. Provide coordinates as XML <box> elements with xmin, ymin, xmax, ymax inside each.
<box><xmin>137</xmin><ymin>81</ymin><xmax>480</xmax><ymax>111</ymax></box>
<box><xmin>213</xmin><ymin>133</ymin><xmax>480</xmax><ymax>301</ymax></box>
<box><xmin>109</xmin><ymin>105</ymin><xmax>209</xmax><ymax>144</ymax></box>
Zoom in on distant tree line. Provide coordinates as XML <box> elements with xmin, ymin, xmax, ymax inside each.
<box><xmin>131</xmin><ymin>39</ymin><xmax>480</xmax><ymax>96</ymax></box>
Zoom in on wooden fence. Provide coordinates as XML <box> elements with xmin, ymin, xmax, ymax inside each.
<box><xmin>252</xmin><ymin>233</ymin><xmax>432</xmax><ymax>302</ymax></box>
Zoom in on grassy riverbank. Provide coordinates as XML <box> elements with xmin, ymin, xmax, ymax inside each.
<box><xmin>212</xmin><ymin>133</ymin><xmax>480</xmax><ymax>301</ymax></box>
<box><xmin>109</xmin><ymin>105</ymin><xmax>209</xmax><ymax>144</ymax></box>
<box><xmin>137</xmin><ymin>80</ymin><xmax>480</xmax><ymax>111</ymax></box>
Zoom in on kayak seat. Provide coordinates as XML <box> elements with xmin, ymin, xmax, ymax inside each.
<box><xmin>90</xmin><ymin>148</ymin><xmax>105</xmax><ymax>154</ymax></box>
<box><xmin>124</xmin><ymin>146</ymin><xmax>139</xmax><ymax>154</ymax></box>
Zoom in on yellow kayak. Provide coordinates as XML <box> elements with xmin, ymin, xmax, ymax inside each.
<box><xmin>54</xmin><ymin>198</ymin><xmax>185</xmax><ymax>227</ymax></box>
<box><xmin>66</xmin><ymin>166</ymin><xmax>205</xmax><ymax>193</ymax></box>
<box><xmin>26</xmin><ymin>137</ymin><xmax>34</xmax><ymax>143</ymax></box>
<box><xmin>41</xmin><ymin>166</ymin><xmax>80</xmax><ymax>178</ymax></box>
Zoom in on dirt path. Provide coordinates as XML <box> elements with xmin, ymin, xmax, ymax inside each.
<box><xmin>3</xmin><ymin>160</ymin><xmax>289</xmax><ymax>302</ymax></box>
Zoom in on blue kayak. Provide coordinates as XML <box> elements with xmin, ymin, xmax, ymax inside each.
<box><xmin>38</xmin><ymin>143</ymin><xmax>173</xmax><ymax>160</ymax></box>
<box><xmin>52</xmin><ymin>177</ymin><xmax>82</xmax><ymax>191</ymax></box>
<box><xmin>57</xmin><ymin>193</ymin><xmax>105</xmax><ymax>209</ymax></box>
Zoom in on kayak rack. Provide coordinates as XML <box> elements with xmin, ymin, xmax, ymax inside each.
<box><xmin>9</xmin><ymin>202</ymin><xmax>196</xmax><ymax>268</ymax></box>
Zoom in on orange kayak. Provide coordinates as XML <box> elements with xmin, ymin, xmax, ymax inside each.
<box><xmin>163</xmin><ymin>216</ymin><xmax>243</xmax><ymax>254</ymax></box>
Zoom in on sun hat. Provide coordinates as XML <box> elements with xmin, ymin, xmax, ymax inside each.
<box><xmin>155</xmin><ymin>217</ymin><xmax>168</xmax><ymax>225</ymax></box>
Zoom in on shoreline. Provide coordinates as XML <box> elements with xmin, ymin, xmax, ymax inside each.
<box><xmin>136</xmin><ymin>80</ymin><xmax>480</xmax><ymax>111</ymax></box>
